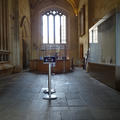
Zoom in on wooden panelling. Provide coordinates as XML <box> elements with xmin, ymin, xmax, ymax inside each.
<box><xmin>30</xmin><ymin>59</ymin><xmax>71</xmax><ymax>74</ymax></box>
<box><xmin>88</xmin><ymin>62</ymin><xmax>119</xmax><ymax>90</ymax></box>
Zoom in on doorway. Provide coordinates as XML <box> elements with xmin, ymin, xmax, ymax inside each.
<box><xmin>22</xmin><ymin>39</ymin><xmax>29</xmax><ymax>69</ymax></box>
<box><xmin>80</xmin><ymin>44</ymin><xmax>83</xmax><ymax>59</ymax></box>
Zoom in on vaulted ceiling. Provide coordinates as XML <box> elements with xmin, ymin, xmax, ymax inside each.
<box><xmin>66</xmin><ymin>0</ymin><xmax>80</xmax><ymax>15</ymax></box>
<box><xmin>30</xmin><ymin>0</ymin><xmax>80</xmax><ymax>15</ymax></box>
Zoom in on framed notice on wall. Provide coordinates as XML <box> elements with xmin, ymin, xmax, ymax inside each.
<box><xmin>80</xmin><ymin>5</ymin><xmax>85</xmax><ymax>36</ymax></box>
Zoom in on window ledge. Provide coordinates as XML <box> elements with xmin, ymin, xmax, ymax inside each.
<box><xmin>0</xmin><ymin>63</ymin><xmax>13</xmax><ymax>71</ymax></box>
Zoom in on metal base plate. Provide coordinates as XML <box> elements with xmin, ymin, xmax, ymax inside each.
<box><xmin>42</xmin><ymin>88</ymin><xmax>56</xmax><ymax>94</ymax></box>
<box><xmin>43</xmin><ymin>94</ymin><xmax>57</xmax><ymax>100</ymax></box>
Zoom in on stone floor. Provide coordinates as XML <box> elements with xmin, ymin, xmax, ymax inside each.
<box><xmin>0</xmin><ymin>68</ymin><xmax>120</xmax><ymax>120</ymax></box>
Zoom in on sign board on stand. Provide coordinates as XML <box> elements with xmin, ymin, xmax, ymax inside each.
<box><xmin>43</xmin><ymin>56</ymin><xmax>57</xmax><ymax>100</ymax></box>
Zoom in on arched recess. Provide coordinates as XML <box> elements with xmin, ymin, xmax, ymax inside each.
<box><xmin>20</xmin><ymin>16</ymin><xmax>31</xmax><ymax>69</ymax></box>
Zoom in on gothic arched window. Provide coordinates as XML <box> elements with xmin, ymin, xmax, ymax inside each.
<box><xmin>0</xmin><ymin>0</ymin><xmax>9</xmax><ymax>62</ymax></box>
<box><xmin>42</xmin><ymin>10</ymin><xmax>66</xmax><ymax>44</ymax></box>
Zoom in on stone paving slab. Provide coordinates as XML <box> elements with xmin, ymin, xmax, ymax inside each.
<box><xmin>0</xmin><ymin>68</ymin><xmax>120</xmax><ymax>120</ymax></box>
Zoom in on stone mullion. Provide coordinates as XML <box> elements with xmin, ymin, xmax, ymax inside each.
<box><xmin>2</xmin><ymin>0</ymin><xmax>4</xmax><ymax>51</ymax></box>
<box><xmin>0</xmin><ymin>0</ymin><xmax>3</xmax><ymax>51</ymax></box>
<box><xmin>5</xmin><ymin>0</ymin><xmax>8</xmax><ymax>51</ymax></box>
<box><xmin>54</xmin><ymin>15</ymin><xmax>55</xmax><ymax>44</ymax></box>
<box><xmin>47</xmin><ymin>15</ymin><xmax>49</xmax><ymax>44</ymax></box>
<box><xmin>60</xmin><ymin>16</ymin><xmax>61</xmax><ymax>44</ymax></box>
<box><xmin>3</xmin><ymin>0</ymin><xmax>7</xmax><ymax>51</ymax></box>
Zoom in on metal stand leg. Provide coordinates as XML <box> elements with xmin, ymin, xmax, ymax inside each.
<box><xmin>43</xmin><ymin>63</ymin><xmax>57</xmax><ymax>100</ymax></box>
<box><xmin>42</xmin><ymin>88</ymin><xmax>56</xmax><ymax>94</ymax></box>
<box><xmin>42</xmin><ymin>67</ymin><xmax>56</xmax><ymax>94</ymax></box>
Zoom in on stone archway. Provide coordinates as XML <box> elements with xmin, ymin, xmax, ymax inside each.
<box><xmin>20</xmin><ymin>16</ymin><xmax>31</xmax><ymax>69</ymax></box>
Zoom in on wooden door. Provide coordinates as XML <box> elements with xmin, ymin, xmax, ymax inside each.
<box><xmin>80</xmin><ymin>44</ymin><xmax>83</xmax><ymax>59</ymax></box>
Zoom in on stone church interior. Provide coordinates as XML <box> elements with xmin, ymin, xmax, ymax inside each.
<box><xmin>0</xmin><ymin>0</ymin><xmax>120</xmax><ymax>119</ymax></box>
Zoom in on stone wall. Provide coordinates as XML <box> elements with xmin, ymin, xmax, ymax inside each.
<box><xmin>78</xmin><ymin>0</ymin><xmax>89</xmax><ymax>60</ymax></box>
<box><xmin>77</xmin><ymin>0</ymin><xmax>120</xmax><ymax>65</ymax></box>
<box><xmin>89</xmin><ymin>0</ymin><xmax>120</xmax><ymax>28</ymax></box>
<box><xmin>18</xmin><ymin>0</ymin><xmax>31</xmax><ymax>69</ymax></box>
<box><xmin>1</xmin><ymin>0</ymin><xmax>20</xmax><ymax>73</ymax></box>
<box><xmin>31</xmin><ymin>0</ymin><xmax>78</xmax><ymax>64</ymax></box>
<box><xmin>0</xmin><ymin>0</ymin><xmax>31</xmax><ymax>75</ymax></box>
<box><xmin>87</xmin><ymin>0</ymin><xmax>120</xmax><ymax>90</ymax></box>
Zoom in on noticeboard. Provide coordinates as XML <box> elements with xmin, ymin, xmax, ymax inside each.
<box><xmin>43</xmin><ymin>57</ymin><xmax>56</xmax><ymax>64</ymax></box>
